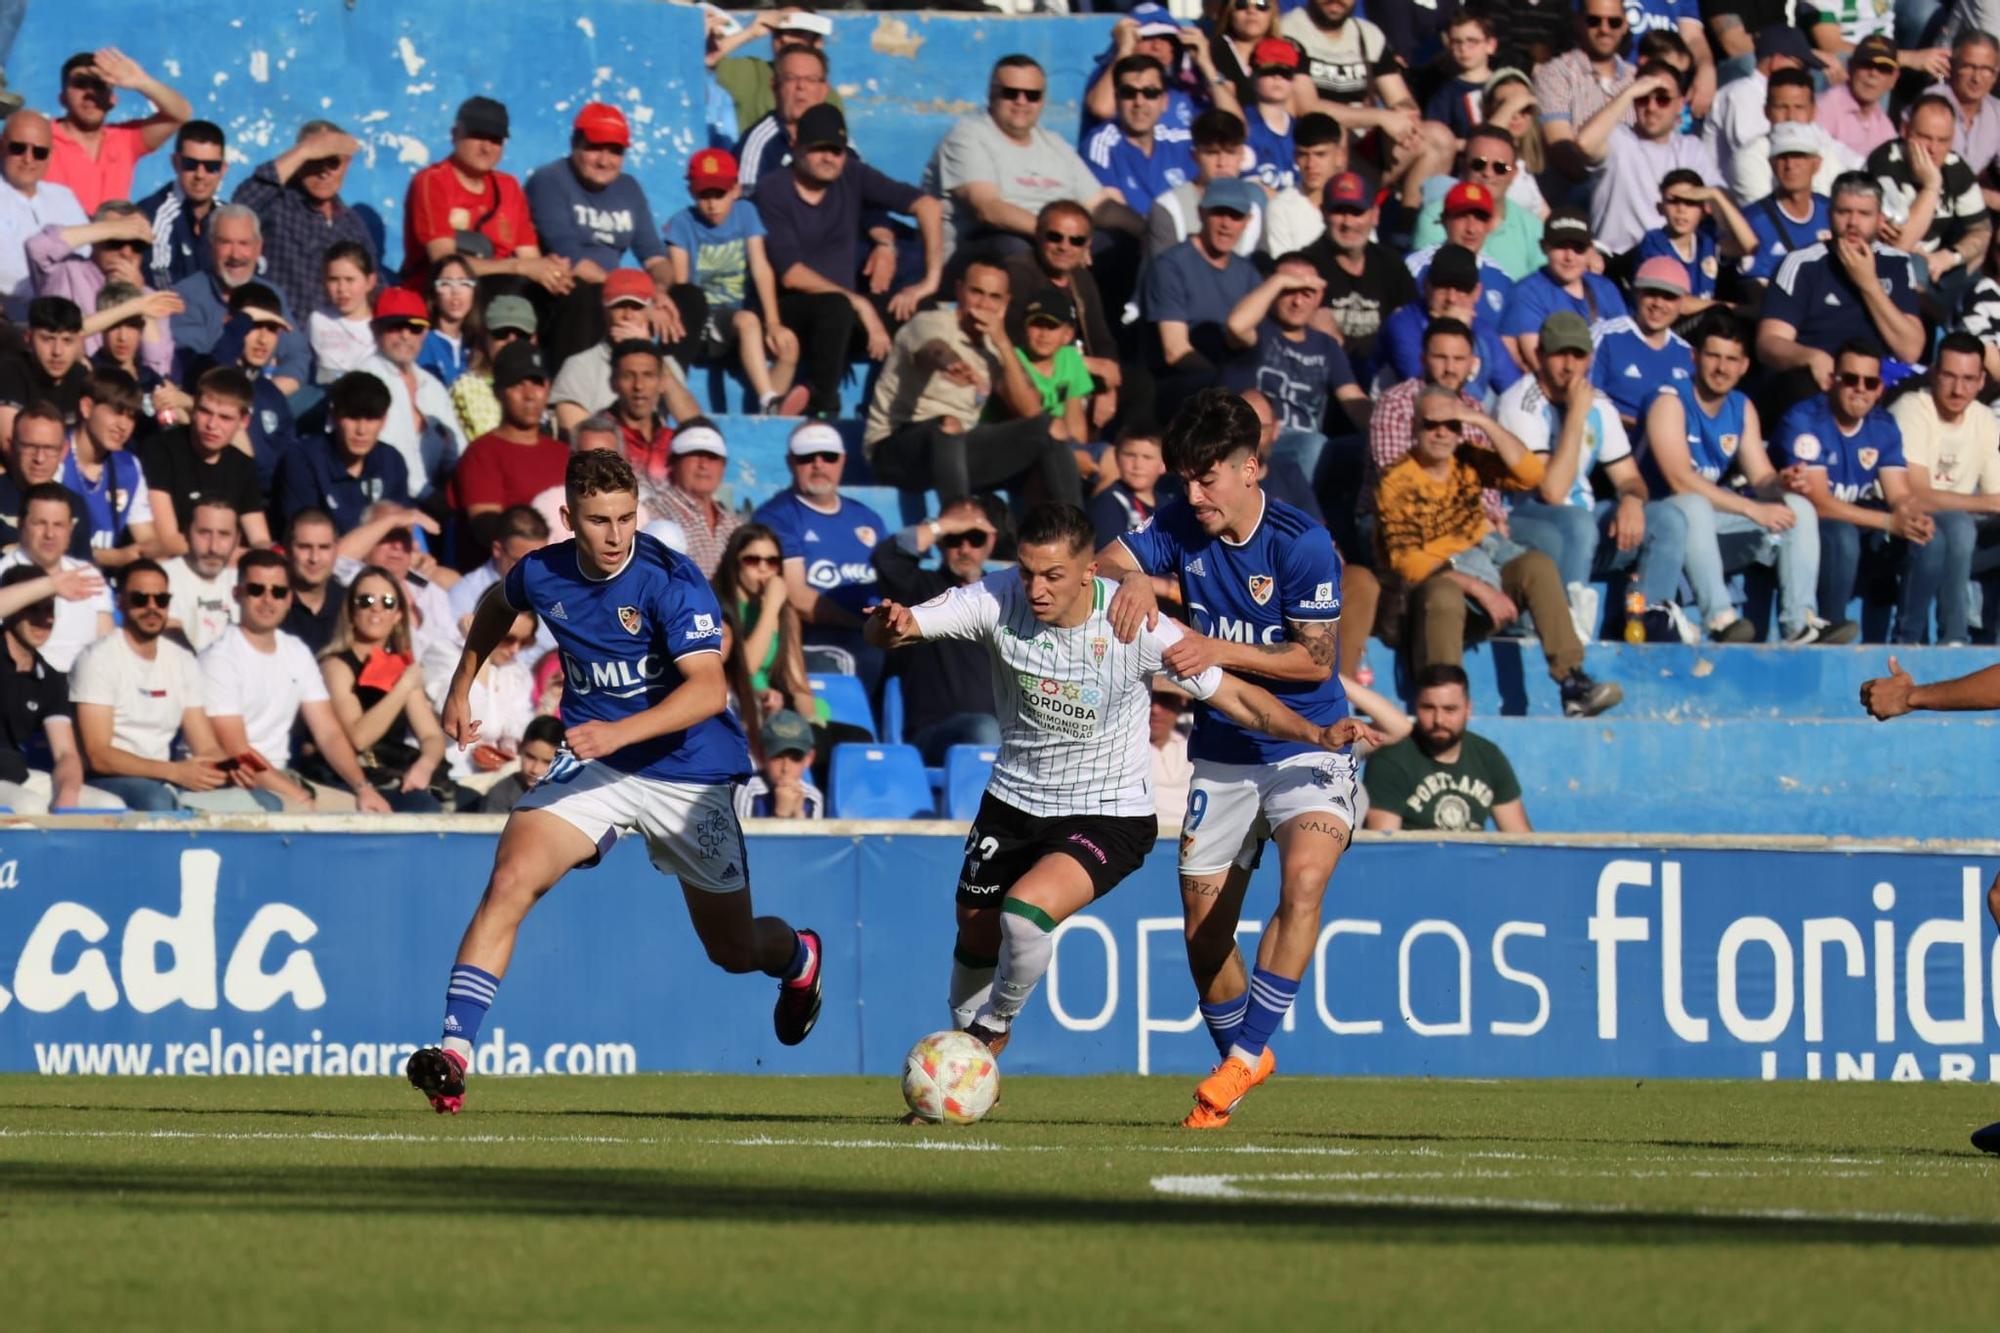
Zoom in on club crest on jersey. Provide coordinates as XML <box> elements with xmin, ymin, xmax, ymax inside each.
<box><xmin>1858</xmin><ymin>447</ymin><xmax>1879</xmax><ymax>471</ymax></box>
<box><xmin>1091</xmin><ymin>637</ymin><xmax>1107</xmax><ymax>663</ymax></box>
<box><xmin>854</xmin><ymin>525</ymin><xmax>876</xmax><ymax>547</ymax></box>
<box><xmin>617</xmin><ymin>605</ymin><xmax>642</xmax><ymax>635</ymax></box>
<box><xmin>1247</xmin><ymin>575</ymin><xmax>1274</xmax><ymax>605</ymax></box>
<box><xmin>1720</xmin><ymin>433</ymin><xmax>1740</xmax><ymax>456</ymax></box>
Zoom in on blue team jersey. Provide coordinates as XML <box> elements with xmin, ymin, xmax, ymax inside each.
<box><xmin>1647</xmin><ymin>381</ymin><xmax>1749</xmax><ymax>495</ymax></box>
<box><xmin>1119</xmin><ymin>494</ymin><xmax>1348</xmax><ymax>765</ymax></box>
<box><xmin>1740</xmin><ymin>195</ymin><xmax>1830</xmax><ymax>284</ymax></box>
<box><xmin>504</xmin><ymin>532</ymin><xmax>748</xmax><ymax>783</ymax></box>
<box><xmin>1591</xmin><ymin>317</ymin><xmax>1693</xmax><ymax>421</ymax></box>
<box><xmin>1244</xmin><ymin>113</ymin><xmax>1297</xmax><ymax>191</ymax></box>
<box><xmin>1499</xmin><ymin>268</ymin><xmax>1628</xmax><ymax>339</ymax></box>
<box><xmin>1762</xmin><ymin>243</ymin><xmax>1920</xmax><ymax>355</ymax></box>
<box><xmin>751</xmin><ymin>489</ymin><xmax>887</xmax><ymax>618</ymax></box>
<box><xmin>1773</xmin><ymin>397</ymin><xmax>1906</xmax><ymax>505</ymax></box>
<box><xmin>1635</xmin><ymin>226</ymin><xmax>1718</xmax><ymax>299</ymax></box>
<box><xmin>1379</xmin><ymin>302</ymin><xmax>1521</xmax><ymax>401</ymax></box>
<box><xmin>1081</xmin><ymin>122</ymin><xmax>1196</xmax><ymax>220</ymax></box>
<box><xmin>60</xmin><ymin>449</ymin><xmax>146</xmax><ymax>551</ymax></box>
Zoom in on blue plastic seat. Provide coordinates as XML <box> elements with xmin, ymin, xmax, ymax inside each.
<box><xmin>829</xmin><ymin>743</ymin><xmax>934</xmax><ymax>819</ymax></box>
<box><xmin>942</xmin><ymin>744</ymin><xmax>997</xmax><ymax>821</ymax></box>
<box><xmin>809</xmin><ymin>673</ymin><xmax>876</xmax><ymax>739</ymax></box>
<box><xmin>880</xmin><ymin>675</ymin><xmax>906</xmax><ymax>744</ymax></box>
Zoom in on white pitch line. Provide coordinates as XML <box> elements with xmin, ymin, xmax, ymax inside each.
<box><xmin>1148</xmin><ymin>1174</ymin><xmax>1994</xmax><ymax>1227</ymax></box>
<box><xmin>0</xmin><ymin>1127</ymin><xmax>659</xmax><ymax>1146</ymax></box>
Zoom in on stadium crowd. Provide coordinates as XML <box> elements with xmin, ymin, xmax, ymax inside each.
<box><xmin>2</xmin><ymin>0</ymin><xmax>1999</xmax><ymax>817</ymax></box>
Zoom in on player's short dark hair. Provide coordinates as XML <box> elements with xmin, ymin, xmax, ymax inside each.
<box><xmin>610</xmin><ymin>337</ymin><xmax>662</xmax><ymax>369</ymax></box>
<box><xmin>1015</xmin><ymin>502</ymin><xmax>1096</xmax><ymax>555</ymax></box>
<box><xmin>1191</xmin><ymin>108</ymin><xmax>1246</xmax><ymax>149</ymax></box>
<box><xmin>328</xmin><ymin>370</ymin><xmax>392</xmax><ymax>421</ymax></box>
<box><xmin>567</xmin><ymin>447</ymin><xmax>638</xmax><ymax>502</ymax></box>
<box><xmin>1163</xmin><ymin>388</ymin><xmax>1261</xmax><ymax>476</ymax></box>
<box><xmin>1837</xmin><ymin>336</ymin><xmax>1886</xmax><ymax>367</ymax></box>
<box><xmin>523</xmin><ymin>715</ymin><xmax>565</xmax><ymax>748</ymax></box>
<box><xmin>324</xmin><ymin>239</ymin><xmax>375</xmax><ymax>277</ymax></box>
<box><xmin>498</xmin><ymin>504</ymin><xmax>551</xmax><ymax>543</ymax></box>
<box><xmin>27</xmin><ymin>296</ymin><xmax>81</xmax><ymax>334</ymax></box>
<box><xmin>1412</xmin><ymin>663</ymin><xmax>1470</xmax><ymax>694</ymax></box>
<box><xmin>120</xmin><ymin>558</ymin><xmax>169</xmax><ymax>591</ymax></box>
<box><xmin>1766</xmin><ymin>67</ymin><xmax>1814</xmax><ymax>98</ymax></box>
<box><xmin>195</xmin><ymin>366</ymin><xmax>256</xmax><ymax>412</ymax></box>
<box><xmin>1688</xmin><ymin>308</ymin><xmax>1749</xmax><ymax>354</ymax></box>
<box><xmin>1423</xmin><ymin>316</ymin><xmax>1474</xmax><ymax>348</ymax></box>
<box><xmin>287</xmin><ymin>507</ymin><xmax>336</xmax><ymax>541</ymax></box>
<box><xmin>21</xmin><ymin>481</ymin><xmax>74</xmax><ymax>518</ymax></box>
<box><xmin>239</xmin><ymin>548</ymin><xmax>288</xmax><ymax>580</ymax></box>
<box><xmin>1293</xmin><ymin>112</ymin><xmax>1341</xmax><ymax>149</ymax></box>
<box><xmin>81</xmin><ymin>365</ymin><xmax>141</xmax><ymax>417</ymax></box>
<box><xmin>1937</xmin><ymin>330</ymin><xmax>1986</xmax><ymax>364</ymax></box>
<box><xmin>177</xmin><ymin>119</ymin><xmax>225</xmax><ymax>153</ymax></box>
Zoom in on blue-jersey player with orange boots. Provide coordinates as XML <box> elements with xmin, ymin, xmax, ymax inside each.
<box><xmin>405</xmin><ymin>449</ymin><xmax>823</xmax><ymax>1114</ymax></box>
<box><xmin>1097</xmin><ymin>388</ymin><xmax>1355</xmax><ymax>1128</ymax></box>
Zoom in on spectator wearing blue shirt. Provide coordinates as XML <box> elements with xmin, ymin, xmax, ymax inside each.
<box><xmin>1755</xmin><ymin>171</ymin><xmax>1926</xmax><ymax>420</ymax></box>
<box><xmin>1380</xmin><ymin>243</ymin><xmax>1522</xmax><ymax>402</ymax></box>
<box><xmin>1143</xmin><ymin>175</ymin><xmax>1262</xmax><ymax>419</ymax></box>
<box><xmin>1079</xmin><ymin>5</ymin><xmax>1234</xmax><ymax>143</ymax></box>
<box><xmin>665</xmin><ymin>148</ymin><xmax>802</xmax><ymax>417</ymax></box>
<box><xmin>1240</xmin><ymin>40</ymin><xmax>1303</xmax><ymax>191</ymax></box>
<box><xmin>1634</xmin><ymin>169</ymin><xmax>1756</xmax><ymax>315</ymax></box>
<box><xmin>752</xmin><ymin>420</ymin><xmax>889</xmax><ymax>693</ymax></box>
<box><xmin>65</xmin><ymin>366</ymin><xmax>156</xmax><ymax>569</ymax></box>
<box><xmin>273</xmin><ymin>371</ymin><xmax>411</xmax><ymax>538</ymax></box>
<box><xmin>525</xmin><ymin>102</ymin><xmax>686</xmax><ymax>366</ymax></box>
<box><xmin>137</xmin><ymin>120</ymin><xmax>225</xmax><ymax>293</ymax></box>
<box><xmin>1406</xmin><ymin>181</ymin><xmax>1517</xmax><ymax>320</ymax></box>
<box><xmin>213</xmin><ymin>282</ymin><xmax>299</xmax><ymax>494</ymax></box>
<box><xmin>1082</xmin><ymin>55</ymin><xmax>1198</xmax><ymax>223</ymax></box>
<box><xmin>1501</xmin><ymin>209</ymin><xmax>1628</xmax><ymax>374</ymax></box>
<box><xmin>1777</xmin><ymin>339</ymin><xmax>1936</xmax><ymax>641</ymax></box>
<box><xmin>1591</xmin><ymin>258</ymin><xmax>1694</xmax><ymax>428</ymax></box>
<box><xmin>169</xmin><ymin>205</ymin><xmax>311</xmax><ymax>395</ymax></box>
<box><xmin>732</xmin><ymin>709</ymin><xmax>826</xmax><ymax>821</ymax></box>
<box><xmin>1739</xmin><ymin>125</ymin><xmax>1831</xmax><ymax>288</ymax></box>
<box><xmin>1423</xmin><ymin>12</ymin><xmax>1501</xmax><ymax>141</ymax></box>
<box><xmin>1223</xmin><ymin>253</ymin><xmax>1370</xmax><ymax>490</ymax></box>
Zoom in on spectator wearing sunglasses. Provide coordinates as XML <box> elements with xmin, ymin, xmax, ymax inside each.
<box><xmin>1082</xmin><ymin>4</ymin><xmax>1237</xmax><ymax>141</ymax></box>
<box><xmin>868</xmin><ymin>496</ymin><xmax>1001</xmax><ymax>766</ymax></box>
<box><xmin>137</xmin><ymin>120</ymin><xmax>226</xmax><ymax>292</ymax></box>
<box><xmin>1409</xmin><ymin>128</ymin><xmax>1543</xmax><ymax>284</ymax></box>
<box><xmin>232</xmin><ymin>119</ymin><xmax>374</xmax><ymax>333</ymax></box>
<box><xmin>1083</xmin><ymin>54</ymin><xmax>1199</xmax><ymax>223</ymax></box>
<box><xmin>200</xmin><ymin>548</ymin><xmax>388</xmax><ymax>812</ymax></box>
<box><xmin>311</xmin><ymin>565</ymin><xmax>454</xmax><ymax>813</ymax></box>
<box><xmin>1574</xmin><ymin>61</ymin><xmax>1717</xmax><ymax>256</ymax></box>
<box><xmin>753</xmin><ymin>421</ymin><xmax>889</xmax><ymax>688</ymax></box>
<box><xmin>0</xmin><ymin>110</ymin><xmax>88</xmax><ymax>321</ymax></box>
<box><xmin>26</xmin><ymin>199</ymin><xmax>173</xmax><ymax>384</ymax></box>
<box><xmin>46</xmin><ymin>49</ymin><xmax>192</xmax><ymax>217</ymax></box>
<box><xmin>1535</xmin><ymin>0</ymin><xmax>1636</xmax><ymax>185</ymax></box>
<box><xmin>1010</xmin><ymin>201</ymin><xmax>1121</xmax><ymax>386</ymax></box>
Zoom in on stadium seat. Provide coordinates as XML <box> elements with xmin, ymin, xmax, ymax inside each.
<box><xmin>829</xmin><ymin>743</ymin><xmax>934</xmax><ymax>820</ymax></box>
<box><xmin>880</xmin><ymin>675</ymin><xmax>905</xmax><ymax>744</ymax></box>
<box><xmin>809</xmin><ymin>674</ymin><xmax>876</xmax><ymax>740</ymax></box>
<box><xmin>942</xmin><ymin>745</ymin><xmax>997</xmax><ymax>821</ymax></box>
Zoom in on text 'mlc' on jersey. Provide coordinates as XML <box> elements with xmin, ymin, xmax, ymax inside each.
<box><xmin>1119</xmin><ymin>492</ymin><xmax>1348</xmax><ymax>766</ymax></box>
<box><xmin>503</xmin><ymin>531</ymin><xmax>750</xmax><ymax>783</ymax></box>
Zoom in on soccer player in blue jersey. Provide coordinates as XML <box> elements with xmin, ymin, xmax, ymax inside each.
<box><xmin>1097</xmin><ymin>388</ymin><xmax>1354</xmax><ymax>1128</ymax></box>
<box><xmin>404</xmin><ymin>450</ymin><xmax>823</xmax><ymax>1115</ymax></box>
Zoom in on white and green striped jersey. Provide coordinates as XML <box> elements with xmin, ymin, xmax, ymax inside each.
<box><xmin>909</xmin><ymin>573</ymin><xmax>1221</xmax><ymax>818</ymax></box>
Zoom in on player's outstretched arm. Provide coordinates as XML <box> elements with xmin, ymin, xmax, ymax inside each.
<box><xmin>443</xmin><ymin>584</ymin><xmax>524</xmax><ymax>746</ymax></box>
<box><xmin>1202</xmin><ymin>674</ymin><xmax>1387</xmax><ymax>751</ymax></box>
<box><xmin>863</xmin><ymin>600</ymin><xmax>925</xmax><ymax>650</ymax></box>
<box><xmin>1862</xmin><ymin>655</ymin><xmax>2000</xmax><ymax>719</ymax></box>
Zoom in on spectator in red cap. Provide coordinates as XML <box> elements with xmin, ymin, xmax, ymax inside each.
<box><xmin>403</xmin><ymin>96</ymin><xmax>568</xmax><ymax>296</ymax></box>
<box><xmin>1302</xmin><ymin>169</ymin><xmax>1415</xmax><ymax>380</ymax></box>
<box><xmin>47</xmin><ymin>48</ymin><xmax>192</xmax><ymax>216</ymax></box>
<box><xmin>1406</xmin><ymin>180</ymin><xmax>1518</xmax><ymax>322</ymax></box>
<box><xmin>1242</xmin><ymin>38</ymin><xmax>1302</xmax><ymax>192</ymax></box>
<box><xmin>455</xmin><ymin>341</ymin><xmax>570</xmax><ymax>545</ymax></box>
<box><xmin>359</xmin><ymin>286</ymin><xmax>464</xmax><ymax>500</ymax></box>
<box><xmin>1409</xmin><ymin>127</ymin><xmax>1544</xmax><ymax>282</ymax></box>
<box><xmin>665</xmin><ymin>147</ymin><xmax>802</xmax><ymax>416</ymax></box>
<box><xmin>526</xmin><ymin>101</ymin><xmax>689</xmax><ymax>364</ymax></box>
<box><xmin>233</xmin><ymin>119</ymin><xmax>375</xmax><ymax>328</ymax></box>
<box><xmin>548</xmin><ymin>268</ymin><xmax>702</xmax><ymax>434</ymax></box>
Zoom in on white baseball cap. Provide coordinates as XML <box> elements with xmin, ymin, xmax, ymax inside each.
<box><xmin>669</xmin><ymin>423</ymin><xmax>727</xmax><ymax>458</ymax></box>
<box><xmin>787</xmin><ymin>421</ymin><xmax>845</xmax><ymax>457</ymax></box>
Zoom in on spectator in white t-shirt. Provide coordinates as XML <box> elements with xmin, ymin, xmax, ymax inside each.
<box><xmin>70</xmin><ymin>559</ymin><xmax>265</xmax><ymax>811</ymax></box>
<box><xmin>200</xmin><ymin>549</ymin><xmax>389</xmax><ymax>812</ymax></box>
<box><xmin>162</xmin><ymin>494</ymin><xmax>239</xmax><ymax>652</ymax></box>
<box><xmin>1893</xmin><ymin>333</ymin><xmax>2000</xmax><ymax>644</ymax></box>
<box><xmin>425</xmin><ymin>605</ymin><xmax>539</xmax><ymax>785</ymax></box>
<box><xmin>0</xmin><ymin>481</ymin><xmax>113</xmax><ymax>670</ymax></box>
<box><xmin>0</xmin><ymin>564</ymin><xmax>125</xmax><ymax>811</ymax></box>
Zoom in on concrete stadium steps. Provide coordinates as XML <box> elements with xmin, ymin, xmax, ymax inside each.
<box><xmin>1401</xmin><ymin>639</ymin><xmax>1996</xmax><ymax>720</ymax></box>
<box><xmin>1470</xmin><ymin>715</ymin><xmax>1997</xmax><ymax>838</ymax></box>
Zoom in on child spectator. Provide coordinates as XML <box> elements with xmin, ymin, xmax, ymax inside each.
<box><xmin>64</xmin><ymin>366</ymin><xmax>158</xmax><ymax>568</ymax></box>
<box><xmin>478</xmin><ymin>713</ymin><xmax>563</xmax><ymax>813</ymax></box>
<box><xmin>218</xmin><ymin>281</ymin><xmax>298</xmax><ymax>490</ymax></box>
<box><xmin>90</xmin><ymin>281</ymin><xmax>189</xmax><ymax>434</ymax></box>
<box><xmin>309</xmin><ymin>240</ymin><xmax>378</xmax><ymax>384</ymax></box>
<box><xmin>1635</xmin><ymin>169</ymin><xmax>1755</xmax><ymax>317</ymax></box>
<box><xmin>417</xmin><ymin>252</ymin><xmax>480</xmax><ymax>387</ymax></box>
<box><xmin>449</xmin><ymin>293</ymin><xmax>534</xmax><ymax>442</ymax></box>
<box><xmin>732</xmin><ymin>707</ymin><xmax>825</xmax><ymax>820</ymax></box>
<box><xmin>664</xmin><ymin>147</ymin><xmax>803</xmax><ymax>416</ymax></box>
<box><xmin>1425</xmin><ymin>11</ymin><xmax>1501</xmax><ymax>143</ymax></box>
<box><xmin>1243</xmin><ymin>39</ymin><xmax>1302</xmax><ymax>191</ymax></box>
<box><xmin>1088</xmin><ymin>429</ymin><xmax>1178</xmax><ymax>549</ymax></box>
<box><xmin>1005</xmin><ymin>287</ymin><xmax>1096</xmax><ymax>482</ymax></box>
<box><xmin>426</xmin><ymin>607</ymin><xmax>538</xmax><ymax>786</ymax></box>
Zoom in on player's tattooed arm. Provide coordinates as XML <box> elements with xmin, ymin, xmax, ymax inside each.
<box><xmin>1284</xmin><ymin>618</ymin><xmax>1339</xmax><ymax>676</ymax></box>
<box><xmin>1203</xmin><ymin>674</ymin><xmax>1321</xmax><ymax>746</ymax></box>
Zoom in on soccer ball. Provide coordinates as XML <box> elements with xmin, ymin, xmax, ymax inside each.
<box><xmin>901</xmin><ymin>1030</ymin><xmax>1000</xmax><ymax>1125</ymax></box>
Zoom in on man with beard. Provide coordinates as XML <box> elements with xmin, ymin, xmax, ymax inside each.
<box><xmin>1304</xmin><ymin>171</ymin><xmax>1414</xmax><ymax>382</ymax></box>
<box><xmin>138</xmin><ymin>120</ymin><xmax>226</xmax><ymax>291</ymax></box>
<box><xmin>1362</xmin><ymin>662</ymin><xmax>1528</xmax><ymax>831</ymax></box>
<box><xmin>168</xmin><ymin>204</ymin><xmax>310</xmax><ymax>393</ymax></box>
<box><xmin>46</xmin><ymin>49</ymin><xmax>191</xmax><ymax>215</ymax></box>
<box><xmin>279</xmin><ymin>508</ymin><xmax>343</xmax><ymax>654</ymax></box>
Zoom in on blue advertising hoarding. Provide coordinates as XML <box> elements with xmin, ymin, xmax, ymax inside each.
<box><xmin>3</xmin><ymin>825</ymin><xmax>1996</xmax><ymax>1083</ymax></box>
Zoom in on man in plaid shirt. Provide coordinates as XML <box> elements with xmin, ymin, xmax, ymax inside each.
<box><xmin>1535</xmin><ymin>0</ymin><xmax>1636</xmax><ymax>184</ymax></box>
<box><xmin>1366</xmin><ymin>316</ymin><xmax>1516</xmax><ymax>544</ymax></box>
<box><xmin>232</xmin><ymin>120</ymin><xmax>376</xmax><ymax>329</ymax></box>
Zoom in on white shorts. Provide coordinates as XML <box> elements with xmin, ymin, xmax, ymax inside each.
<box><xmin>1177</xmin><ymin>751</ymin><xmax>1359</xmax><ymax>877</ymax></box>
<box><xmin>515</xmin><ymin>758</ymin><xmax>749</xmax><ymax>893</ymax></box>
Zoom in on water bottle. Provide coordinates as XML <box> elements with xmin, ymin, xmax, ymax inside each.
<box><xmin>1623</xmin><ymin>585</ymin><xmax>1647</xmax><ymax>645</ymax></box>
<box><xmin>1354</xmin><ymin>661</ymin><xmax>1375</xmax><ymax>689</ymax></box>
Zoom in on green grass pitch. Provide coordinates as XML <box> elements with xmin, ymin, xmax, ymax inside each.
<box><xmin>2</xmin><ymin>1074</ymin><xmax>1996</xmax><ymax>1330</ymax></box>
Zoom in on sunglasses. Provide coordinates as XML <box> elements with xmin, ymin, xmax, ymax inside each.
<box><xmin>794</xmin><ymin>451</ymin><xmax>842</xmax><ymax>465</ymax></box>
<box><xmin>177</xmin><ymin>155</ymin><xmax>224</xmax><ymax>175</ymax></box>
<box><xmin>1236</xmin><ymin>0</ymin><xmax>1273</xmax><ymax>8</ymax></box>
<box><xmin>125</xmin><ymin>591</ymin><xmax>171</xmax><ymax>608</ymax></box>
<box><xmin>805</xmin><ymin>142</ymin><xmax>848</xmax><ymax>157</ymax></box>
<box><xmin>1466</xmin><ymin>156</ymin><xmax>1514</xmax><ymax>176</ymax></box>
<box><xmin>243</xmin><ymin>582</ymin><xmax>292</xmax><ymax>600</ymax></box>
<box><xmin>940</xmin><ymin>531</ymin><xmax>993</xmax><ymax>549</ymax></box>
<box><xmin>1042</xmin><ymin>230</ymin><xmax>1090</xmax><ymax>248</ymax></box>
<box><xmin>739</xmin><ymin>553</ymin><xmax>781</xmax><ymax>568</ymax></box>
<box><xmin>492</xmin><ymin>326</ymin><xmax>529</xmax><ymax>340</ymax></box>
<box><xmin>500</xmin><ymin>634</ymin><xmax>536</xmax><ymax>648</ymax></box>
<box><xmin>97</xmin><ymin>238</ymin><xmax>145</xmax><ymax>254</ymax></box>
<box><xmin>5</xmin><ymin>141</ymin><xmax>49</xmax><ymax>160</ymax></box>
<box><xmin>1584</xmin><ymin>14</ymin><xmax>1627</xmax><ymax>27</ymax></box>
<box><xmin>995</xmin><ymin>86</ymin><xmax>1045</xmax><ymax>103</ymax></box>
<box><xmin>1415</xmin><ymin>417</ymin><xmax>1465</xmax><ymax>434</ymax></box>
<box><xmin>434</xmin><ymin>277</ymin><xmax>476</xmax><ymax>292</ymax></box>
<box><xmin>66</xmin><ymin>76</ymin><xmax>107</xmax><ymax>92</ymax></box>
<box><xmin>1662</xmin><ymin>194</ymin><xmax>1704</xmax><ymax>207</ymax></box>
<box><xmin>1117</xmin><ymin>85</ymin><xmax>1165</xmax><ymax>101</ymax></box>
<box><xmin>1640</xmin><ymin>90</ymin><xmax>1677</xmax><ymax>108</ymax></box>
<box><xmin>353</xmin><ymin>593</ymin><xmax>402</xmax><ymax>610</ymax></box>
<box><xmin>1837</xmin><ymin>372</ymin><xmax>1882</xmax><ymax>390</ymax></box>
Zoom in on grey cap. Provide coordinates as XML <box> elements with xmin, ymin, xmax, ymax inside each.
<box><xmin>485</xmin><ymin>294</ymin><xmax>537</xmax><ymax>335</ymax></box>
<box><xmin>761</xmin><ymin>709</ymin><xmax>814</xmax><ymax>757</ymax></box>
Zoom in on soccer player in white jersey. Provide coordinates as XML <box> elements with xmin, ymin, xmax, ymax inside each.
<box><xmin>1098</xmin><ymin>388</ymin><xmax>1355</xmax><ymax>1128</ymax></box>
<box><xmin>866</xmin><ymin>503</ymin><xmax>1378</xmax><ymax>1092</ymax></box>
<box><xmin>404</xmin><ymin>451</ymin><xmax>823</xmax><ymax>1115</ymax></box>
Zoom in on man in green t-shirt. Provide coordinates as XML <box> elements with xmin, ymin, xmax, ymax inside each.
<box><xmin>1362</xmin><ymin>662</ymin><xmax>1530</xmax><ymax>832</ymax></box>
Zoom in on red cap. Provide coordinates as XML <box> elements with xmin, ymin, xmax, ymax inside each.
<box><xmin>1249</xmin><ymin>37</ymin><xmax>1300</xmax><ymax>72</ymax></box>
<box><xmin>1326</xmin><ymin>171</ymin><xmax>1371</xmax><ymax>209</ymax></box>
<box><xmin>1443</xmin><ymin>181</ymin><xmax>1496</xmax><ymax>218</ymax></box>
<box><xmin>372</xmin><ymin>287</ymin><xmax>430</xmax><ymax>326</ymax></box>
<box><xmin>687</xmin><ymin>147</ymin><xmax>739</xmax><ymax>191</ymax></box>
<box><xmin>573</xmin><ymin>101</ymin><xmax>631</xmax><ymax>148</ymax></box>
<box><xmin>602</xmin><ymin>268</ymin><xmax>654</xmax><ymax>307</ymax></box>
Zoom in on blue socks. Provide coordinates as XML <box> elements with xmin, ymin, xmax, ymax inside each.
<box><xmin>1227</xmin><ymin>968</ymin><xmax>1300</xmax><ymax>1067</ymax></box>
<box><xmin>1200</xmin><ymin>994</ymin><xmax>1249</xmax><ymax>1059</ymax></box>
<box><xmin>442</xmin><ymin>964</ymin><xmax>499</xmax><ymax>1059</ymax></box>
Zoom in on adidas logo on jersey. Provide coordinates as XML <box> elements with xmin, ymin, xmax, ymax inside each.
<box><xmin>549</xmin><ymin>601</ymin><xmax>568</xmax><ymax>620</ymax></box>
<box><xmin>1185</xmin><ymin>558</ymin><xmax>1207</xmax><ymax>577</ymax></box>
<box><xmin>803</xmin><ymin>529</ymin><xmax>820</xmax><ymax>541</ymax></box>
<box><xmin>721</xmin><ymin>863</ymin><xmax>740</xmax><ymax>882</ymax></box>
<box><xmin>1624</xmin><ymin>364</ymin><xmax>1642</xmax><ymax>378</ymax></box>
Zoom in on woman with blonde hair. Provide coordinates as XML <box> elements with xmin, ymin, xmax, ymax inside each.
<box><xmin>1485</xmin><ymin>69</ymin><xmax>1550</xmax><ymax>216</ymax></box>
<box><xmin>311</xmin><ymin>565</ymin><xmax>456</xmax><ymax>811</ymax></box>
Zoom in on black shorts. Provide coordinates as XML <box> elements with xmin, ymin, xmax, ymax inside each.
<box><xmin>955</xmin><ymin>792</ymin><xmax>1159</xmax><ymax>908</ymax></box>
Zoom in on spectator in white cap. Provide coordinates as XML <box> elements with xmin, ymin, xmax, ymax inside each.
<box><xmin>752</xmin><ymin>420</ymin><xmax>887</xmax><ymax>686</ymax></box>
<box><xmin>652</xmin><ymin>415</ymin><xmax>739</xmax><ymax>577</ymax></box>
<box><xmin>1701</xmin><ymin>32</ymin><xmax>1844</xmax><ymax>209</ymax></box>
<box><xmin>1740</xmin><ymin>122</ymin><xmax>1834</xmax><ymax>288</ymax></box>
